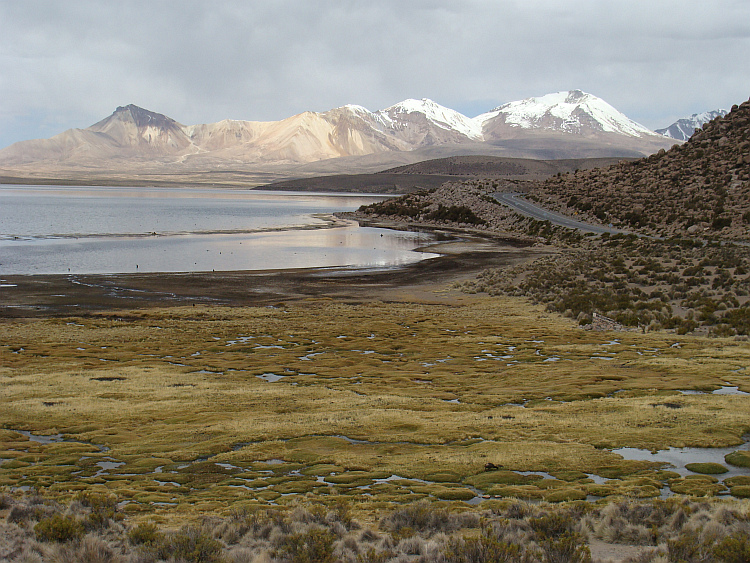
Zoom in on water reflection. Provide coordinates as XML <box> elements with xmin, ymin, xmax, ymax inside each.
<box><xmin>0</xmin><ymin>186</ymin><xmax>440</xmax><ymax>274</ymax></box>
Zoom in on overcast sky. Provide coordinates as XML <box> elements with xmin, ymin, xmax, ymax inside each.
<box><xmin>1</xmin><ymin>0</ymin><xmax>748</xmax><ymax>148</ymax></box>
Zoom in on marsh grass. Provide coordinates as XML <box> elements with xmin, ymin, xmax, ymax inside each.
<box><xmin>2</xmin><ymin>298</ymin><xmax>750</xmax><ymax>518</ymax></box>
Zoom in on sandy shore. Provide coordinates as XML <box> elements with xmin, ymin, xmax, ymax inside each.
<box><xmin>0</xmin><ymin>230</ymin><xmax>546</xmax><ymax>317</ymax></box>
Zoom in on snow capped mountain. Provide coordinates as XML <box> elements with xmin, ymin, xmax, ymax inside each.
<box><xmin>379</xmin><ymin>98</ymin><xmax>484</xmax><ymax>141</ymax></box>
<box><xmin>656</xmin><ymin>110</ymin><xmax>728</xmax><ymax>141</ymax></box>
<box><xmin>478</xmin><ymin>90</ymin><xmax>657</xmax><ymax>138</ymax></box>
<box><xmin>0</xmin><ymin>91</ymin><xmax>675</xmax><ymax>169</ymax></box>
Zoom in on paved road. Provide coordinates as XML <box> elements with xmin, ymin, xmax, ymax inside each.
<box><xmin>493</xmin><ymin>192</ymin><xmax>624</xmax><ymax>235</ymax></box>
<box><xmin>493</xmin><ymin>193</ymin><xmax>750</xmax><ymax>247</ymax></box>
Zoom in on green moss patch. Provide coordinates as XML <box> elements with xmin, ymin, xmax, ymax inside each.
<box><xmin>730</xmin><ymin>485</ymin><xmax>750</xmax><ymax>498</ymax></box>
<box><xmin>685</xmin><ymin>462</ymin><xmax>729</xmax><ymax>474</ymax></box>
<box><xmin>670</xmin><ymin>477</ymin><xmax>727</xmax><ymax>496</ymax></box>
<box><xmin>725</xmin><ymin>450</ymin><xmax>750</xmax><ymax>468</ymax></box>
<box><xmin>465</xmin><ymin>470</ymin><xmax>538</xmax><ymax>490</ymax></box>
<box><xmin>725</xmin><ymin>476</ymin><xmax>750</xmax><ymax>487</ymax></box>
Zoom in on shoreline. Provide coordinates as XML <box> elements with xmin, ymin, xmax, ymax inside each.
<box><xmin>0</xmin><ymin>230</ymin><xmax>546</xmax><ymax>317</ymax></box>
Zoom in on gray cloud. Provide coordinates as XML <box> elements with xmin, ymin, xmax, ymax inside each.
<box><xmin>1</xmin><ymin>0</ymin><xmax>748</xmax><ymax>148</ymax></box>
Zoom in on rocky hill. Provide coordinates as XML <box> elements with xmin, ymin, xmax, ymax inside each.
<box><xmin>527</xmin><ymin>97</ymin><xmax>750</xmax><ymax>241</ymax></box>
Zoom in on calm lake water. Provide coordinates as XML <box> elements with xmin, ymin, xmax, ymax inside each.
<box><xmin>0</xmin><ymin>185</ymin><xmax>439</xmax><ymax>274</ymax></box>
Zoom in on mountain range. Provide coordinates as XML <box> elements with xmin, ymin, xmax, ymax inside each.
<box><xmin>656</xmin><ymin>110</ymin><xmax>729</xmax><ymax>141</ymax></box>
<box><xmin>0</xmin><ymin>91</ymin><xmax>676</xmax><ymax>178</ymax></box>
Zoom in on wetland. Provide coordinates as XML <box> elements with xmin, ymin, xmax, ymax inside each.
<box><xmin>2</xmin><ymin>294</ymin><xmax>750</xmax><ymax>521</ymax></box>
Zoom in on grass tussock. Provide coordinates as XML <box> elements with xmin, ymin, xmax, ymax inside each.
<box><xmin>4</xmin><ymin>492</ymin><xmax>750</xmax><ymax>562</ymax></box>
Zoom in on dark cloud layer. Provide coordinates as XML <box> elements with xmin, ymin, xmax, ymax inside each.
<box><xmin>1</xmin><ymin>0</ymin><xmax>748</xmax><ymax>148</ymax></box>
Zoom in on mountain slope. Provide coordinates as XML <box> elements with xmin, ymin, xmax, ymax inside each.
<box><xmin>656</xmin><ymin>109</ymin><xmax>729</xmax><ymax>141</ymax></box>
<box><xmin>529</xmin><ymin>98</ymin><xmax>750</xmax><ymax>241</ymax></box>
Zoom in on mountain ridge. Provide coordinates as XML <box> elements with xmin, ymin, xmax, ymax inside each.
<box><xmin>0</xmin><ymin>91</ymin><xmax>676</xmax><ymax>174</ymax></box>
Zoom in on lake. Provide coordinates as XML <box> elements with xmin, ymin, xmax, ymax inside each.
<box><xmin>0</xmin><ymin>185</ymin><xmax>439</xmax><ymax>274</ymax></box>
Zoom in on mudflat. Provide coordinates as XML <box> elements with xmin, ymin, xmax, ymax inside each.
<box><xmin>0</xmin><ymin>234</ymin><xmax>541</xmax><ymax>318</ymax></box>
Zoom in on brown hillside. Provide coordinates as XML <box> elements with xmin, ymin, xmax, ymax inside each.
<box><xmin>381</xmin><ymin>155</ymin><xmax>633</xmax><ymax>179</ymax></box>
<box><xmin>528</xmin><ymin>97</ymin><xmax>750</xmax><ymax>241</ymax></box>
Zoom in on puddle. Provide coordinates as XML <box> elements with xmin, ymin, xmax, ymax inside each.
<box><xmin>585</xmin><ymin>474</ymin><xmax>609</xmax><ymax>485</ymax></box>
<box><xmin>678</xmin><ymin>386</ymin><xmax>750</xmax><ymax>396</ymax></box>
<box><xmin>10</xmin><ymin>429</ymin><xmax>109</xmax><ymax>453</ymax></box>
<box><xmin>215</xmin><ymin>462</ymin><xmax>240</xmax><ymax>471</ymax></box>
<box><xmin>518</xmin><ymin>470</ymin><xmax>556</xmax><ymax>480</ymax></box>
<box><xmin>225</xmin><ymin>336</ymin><xmax>255</xmax><ymax>346</ymax></box>
<box><xmin>299</xmin><ymin>352</ymin><xmax>324</xmax><ymax>361</ymax></box>
<box><xmin>613</xmin><ymin>436</ymin><xmax>750</xmax><ymax>481</ymax></box>
<box><xmin>94</xmin><ymin>460</ymin><xmax>125</xmax><ymax>477</ymax></box>
<box><xmin>13</xmin><ymin>430</ymin><xmax>65</xmax><ymax>444</ymax></box>
<box><xmin>257</xmin><ymin>373</ymin><xmax>289</xmax><ymax>383</ymax></box>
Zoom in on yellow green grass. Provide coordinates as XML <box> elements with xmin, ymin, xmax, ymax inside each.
<box><xmin>1</xmin><ymin>296</ymin><xmax>749</xmax><ymax>520</ymax></box>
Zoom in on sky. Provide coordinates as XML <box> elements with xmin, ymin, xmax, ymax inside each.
<box><xmin>1</xmin><ymin>0</ymin><xmax>749</xmax><ymax>149</ymax></box>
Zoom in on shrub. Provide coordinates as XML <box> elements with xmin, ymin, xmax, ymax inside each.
<box><xmin>380</xmin><ymin>501</ymin><xmax>460</xmax><ymax>534</ymax></box>
<box><xmin>273</xmin><ymin>527</ymin><xmax>336</xmax><ymax>563</ymax></box>
<box><xmin>356</xmin><ymin>547</ymin><xmax>395</xmax><ymax>563</ymax></box>
<box><xmin>425</xmin><ymin>204</ymin><xmax>485</xmax><ymax>225</ymax></box>
<box><xmin>50</xmin><ymin>533</ymin><xmax>121</xmax><ymax>563</ymax></box>
<box><xmin>529</xmin><ymin>512</ymin><xmax>577</xmax><ymax>538</ymax></box>
<box><xmin>714</xmin><ymin>530</ymin><xmax>750</xmax><ymax>563</ymax></box>
<box><xmin>667</xmin><ymin>528</ymin><xmax>713</xmax><ymax>563</ymax></box>
<box><xmin>34</xmin><ymin>514</ymin><xmax>85</xmax><ymax>543</ymax></box>
<box><xmin>538</xmin><ymin>532</ymin><xmax>592</xmax><ymax>563</ymax></box>
<box><xmin>128</xmin><ymin>521</ymin><xmax>161</xmax><ymax>546</ymax></box>
<box><xmin>443</xmin><ymin>533</ymin><xmax>526</xmax><ymax>563</ymax></box>
<box><xmin>145</xmin><ymin>526</ymin><xmax>224</xmax><ymax>563</ymax></box>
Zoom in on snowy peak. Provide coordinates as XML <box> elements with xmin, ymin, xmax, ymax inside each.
<box><xmin>479</xmin><ymin>90</ymin><xmax>656</xmax><ymax>138</ymax></box>
<box><xmin>380</xmin><ymin>98</ymin><xmax>483</xmax><ymax>140</ymax></box>
<box><xmin>656</xmin><ymin>109</ymin><xmax>728</xmax><ymax>141</ymax></box>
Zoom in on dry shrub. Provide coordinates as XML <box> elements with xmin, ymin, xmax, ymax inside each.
<box><xmin>273</xmin><ymin>526</ymin><xmax>336</xmax><ymax>563</ymax></box>
<box><xmin>0</xmin><ymin>493</ymin><xmax>14</xmax><ymax>510</ymax></box>
<box><xmin>127</xmin><ymin>521</ymin><xmax>160</xmax><ymax>546</ymax></box>
<box><xmin>9</xmin><ymin>547</ymin><xmax>46</xmax><ymax>563</ymax></box>
<box><xmin>538</xmin><ymin>532</ymin><xmax>591</xmax><ymax>563</ymax></box>
<box><xmin>714</xmin><ymin>530</ymin><xmax>750</xmax><ymax>563</ymax></box>
<box><xmin>666</xmin><ymin>527</ymin><xmax>714</xmax><ymax>563</ymax></box>
<box><xmin>442</xmin><ymin>532</ymin><xmax>529</xmax><ymax>563</ymax></box>
<box><xmin>49</xmin><ymin>533</ymin><xmax>122</xmax><ymax>563</ymax></box>
<box><xmin>34</xmin><ymin>514</ymin><xmax>85</xmax><ymax>543</ymax></box>
<box><xmin>143</xmin><ymin>524</ymin><xmax>225</xmax><ymax>563</ymax></box>
<box><xmin>355</xmin><ymin>546</ymin><xmax>395</xmax><ymax>563</ymax></box>
<box><xmin>8</xmin><ymin>502</ymin><xmax>59</xmax><ymax>526</ymax></box>
<box><xmin>379</xmin><ymin>501</ymin><xmax>465</xmax><ymax>536</ymax></box>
